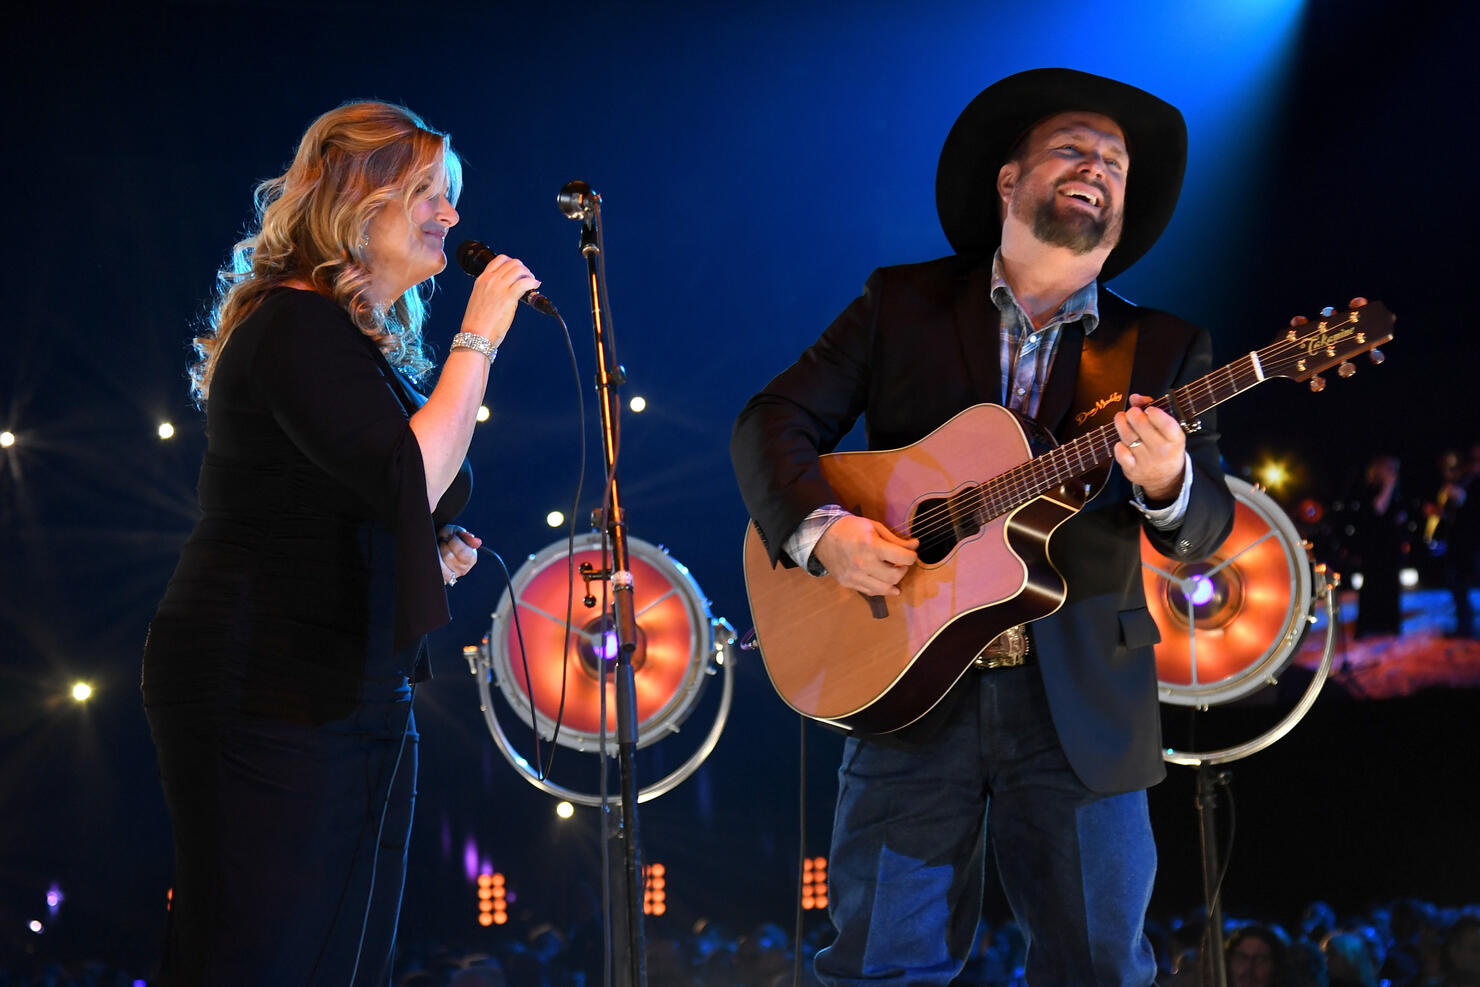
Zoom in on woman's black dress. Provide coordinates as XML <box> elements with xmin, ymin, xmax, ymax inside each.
<box><xmin>142</xmin><ymin>288</ymin><xmax>470</xmax><ymax>986</ymax></box>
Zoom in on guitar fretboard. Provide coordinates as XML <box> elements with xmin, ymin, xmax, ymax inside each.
<box><xmin>907</xmin><ymin>305</ymin><xmax>1390</xmax><ymax>543</ymax></box>
<box><xmin>975</xmin><ymin>350</ymin><xmax>1264</xmax><ymax>518</ymax></box>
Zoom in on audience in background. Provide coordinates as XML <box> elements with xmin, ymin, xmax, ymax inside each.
<box><xmin>1227</xmin><ymin>923</ymin><xmax>1295</xmax><ymax>987</ymax></box>
<box><xmin>1325</xmin><ymin>930</ymin><xmax>1380</xmax><ymax>986</ymax></box>
<box><xmin>4</xmin><ymin>894</ymin><xmax>1479</xmax><ymax>986</ymax></box>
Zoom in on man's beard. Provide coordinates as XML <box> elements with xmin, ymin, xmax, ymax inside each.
<box><xmin>1014</xmin><ymin>178</ymin><xmax>1122</xmax><ymax>255</ymax></box>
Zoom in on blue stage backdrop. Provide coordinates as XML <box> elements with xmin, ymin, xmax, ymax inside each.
<box><xmin>1</xmin><ymin>0</ymin><xmax>1476</xmax><ymax>972</ymax></box>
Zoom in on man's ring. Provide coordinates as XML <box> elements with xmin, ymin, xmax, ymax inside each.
<box><xmin>1128</xmin><ymin>439</ymin><xmax>1143</xmax><ymax>448</ymax></box>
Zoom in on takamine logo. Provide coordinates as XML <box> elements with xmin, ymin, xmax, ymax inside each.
<box><xmin>1303</xmin><ymin>325</ymin><xmax>1356</xmax><ymax>355</ymax></box>
<box><xmin>1074</xmin><ymin>391</ymin><xmax>1123</xmax><ymax>426</ymax></box>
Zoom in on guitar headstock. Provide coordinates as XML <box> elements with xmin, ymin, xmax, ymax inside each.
<box><xmin>1256</xmin><ymin>301</ymin><xmax>1394</xmax><ymax>388</ymax></box>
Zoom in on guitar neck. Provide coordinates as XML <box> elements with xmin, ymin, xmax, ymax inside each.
<box><xmin>979</xmin><ymin>351</ymin><xmax>1263</xmax><ymax>516</ymax></box>
<box><xmin>978</xmin><ymin>302</ymin><xmax>1393</xmax><ymax>518</ymax></box>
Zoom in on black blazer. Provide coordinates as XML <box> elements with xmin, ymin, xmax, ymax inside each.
<box><xmin>731</xmin><ymin>255</ymin><xmax>1234</xmax><ymax>793</ymax></box>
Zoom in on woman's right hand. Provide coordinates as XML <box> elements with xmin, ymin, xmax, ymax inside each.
<box><xmin>460</xmin><ymin>253</ymin><xmax>540</xmax><ymax>346</ymax></box>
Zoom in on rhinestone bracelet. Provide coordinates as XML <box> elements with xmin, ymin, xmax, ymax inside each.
<box><xmin>450</xmin><ymin>332</ymin><xmax>497</xmax><ymax>364</ymax></box>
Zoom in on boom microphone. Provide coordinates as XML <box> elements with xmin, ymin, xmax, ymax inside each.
<box><xmin>557</xmin><ymin>180</ymin><xmax>598</xmax><ymax>222</ymax></box>
<box><xmin>455</xmin><ymin>240</ymin><xmax>558</xmax><ymax>317</ymax></box>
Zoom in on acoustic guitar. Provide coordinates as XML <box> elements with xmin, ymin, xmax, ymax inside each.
<box><xmin>742</xmin><ymin>303</ymin><xmax>1394</xmax><ymax>732</ymax></box>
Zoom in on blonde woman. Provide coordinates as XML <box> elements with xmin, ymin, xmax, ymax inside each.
<box><xmin>142</xmin><ymin>101</ymin><xmax>536</xmax><ymax>985</ymax></box>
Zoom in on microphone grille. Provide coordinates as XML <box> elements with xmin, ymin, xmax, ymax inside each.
<box><xmin>456</xmin><ymin>240</ymin><xmax>494</xmax><ymax>277</ymax></box>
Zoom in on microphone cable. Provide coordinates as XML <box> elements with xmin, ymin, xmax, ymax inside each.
<box><xmin>345</xmin><ymin>280</ymin><xmax>586</xmax><ymax>981</ymax></box>
<box><xmin>343</xmin><ymin>682</ymin><xmax>417</xmax><ymax>986</ymax></box>
<box><xmin>535</xmin><ymin>305</ymin><xmax>588</xmax><ymax>780</ymax></box>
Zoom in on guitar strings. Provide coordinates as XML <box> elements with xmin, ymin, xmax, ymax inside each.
<box><xmin>881</xmin><ymin>319</ymin><xmax>1374</xmax><ymax>546</ymax></box>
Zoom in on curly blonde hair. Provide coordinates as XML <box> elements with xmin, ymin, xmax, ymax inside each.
<box><xmin>190</xmin><ymin>100</ymin><xmax>463</xmax><ymax>403</ymax></box>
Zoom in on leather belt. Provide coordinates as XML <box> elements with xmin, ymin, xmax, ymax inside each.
<box><xmin>972</xmin><ymin>624</ymin><xmax>1032</xmax><ymax>670</ymax></box>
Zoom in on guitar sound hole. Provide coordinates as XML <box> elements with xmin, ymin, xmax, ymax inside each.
<box><xmin>912</xmin><ymin>497</ymin><xmax>958</xmax><ymax>565</ymax></box>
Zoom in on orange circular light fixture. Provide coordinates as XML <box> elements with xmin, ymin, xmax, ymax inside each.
<box><xmin>1141</xmin><ymin>477</ymin><xmax>1314</xmax><ymax>707</ymax></box>
<box><xmin>488</xmin><ymin>534</ymin><xmax>717</xmax><ymax>751</ymax></box>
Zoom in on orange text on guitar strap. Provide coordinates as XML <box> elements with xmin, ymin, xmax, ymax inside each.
<box><xmin>1075</xmin><ymin>392</ymin><xmax>1123</xmax><ymax>427</ymax></box>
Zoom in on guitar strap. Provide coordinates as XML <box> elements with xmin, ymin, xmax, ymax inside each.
<box><xmin>1061</xmin><ymin>319</ymin><xmax>1138</xmax><ymax>442</ymax></box>
<box><xmin>1036</xmin><ymin>318</ymin><xmax>1136</xmax><ymax>503</ymax></box>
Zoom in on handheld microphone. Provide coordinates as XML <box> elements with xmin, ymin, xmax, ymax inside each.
<box><xmin>455</xmin><ymin>240</ymin><xmax>558</xmax><ymax>317</ymax></box>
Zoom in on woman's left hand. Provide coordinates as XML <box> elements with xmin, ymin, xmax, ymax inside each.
<box><xmin>438</xmin><ymin>525</ymin><xmax>482</xmax><ymax>586</ymax></box>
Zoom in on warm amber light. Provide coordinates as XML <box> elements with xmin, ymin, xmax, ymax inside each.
<box><xmin>1254</xmin><ymin>459</ymin><xmax>1290</xmax><ymax>492</ymax></box>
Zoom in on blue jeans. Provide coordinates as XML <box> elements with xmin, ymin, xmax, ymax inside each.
<box><xmin>146</xmin><ymin>687</ymin><xmax>417</xmax><ymax>986</ymax></box>
<box><xmin>814</xmin><ymin>665</ymin><xmax>1157</xmax><ymax>986</ymax></box>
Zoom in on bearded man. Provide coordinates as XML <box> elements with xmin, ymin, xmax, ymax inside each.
<box><xmin>732</xmin><ymin>68</ymin><xmax>1237</xmax><ymax>985</ymax></box>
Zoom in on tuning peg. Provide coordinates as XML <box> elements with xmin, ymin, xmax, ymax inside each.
<box><xmin>1338</xmin><ymin>361</ymin><xmax>1356</xmax><ymax>378</ymax></box>
<box><xmin>1309</xmin><ymin>375</ymin><xmax>1327</xmax><ymax>393</ymax></box>
<box><xmin>1369</xmin><ymin>348</ymin><xmax>1386</xmax><ymax>365</ymax></box>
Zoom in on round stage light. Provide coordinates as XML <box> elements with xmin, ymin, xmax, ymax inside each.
<box><xmin>1142</xmin><ymin>477</ymin><xmax>1313</xmax><ymax>707</ymax></box>
<box><xmin>488</xmin><ymin>534</ymin><xmax>718</xmax><ymax>749</ymax></box>
<box><xmin>472</xmin><ymin>533</ymin><xmax>735</xmax><ymax>805</ymax></box>
<box><xmin>0</xmin><ymin>430</ymin><xmax>15</xmax><ymax>448</ymax></box>
<box><xmin>157</xmin><ymin>422</ymin><xmax>175</xmax><ymax>440</ymax></box>
<box><xmin>71</xmin><ymin>682</ymin><xmax>92</xmax><ymax>702</ymax></box>
<box><xmin>545</xmin><ymin>511</ymin><xmax>565</xmax><ymax>528</ymax></box>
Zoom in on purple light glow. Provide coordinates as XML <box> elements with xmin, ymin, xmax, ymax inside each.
<box><xmin>597</xmin><ymin>630</ymin><xmax>620</xmax><ymax>661</ymax></box>
<box><xmin>1187</xmin><ymin>574</ymin><xmax>1216</xmax><ymax>606</ymax></box>
<box><xmin>462</xmin><ymin>837</ymin><xmax>480</xmax><ymax>883</ymax></box>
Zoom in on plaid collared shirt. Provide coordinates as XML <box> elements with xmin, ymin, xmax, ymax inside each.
<box><xmin>989</xmin><ymin>250</ymin><xmax>1100</xmax><ymax>417</ymax></box>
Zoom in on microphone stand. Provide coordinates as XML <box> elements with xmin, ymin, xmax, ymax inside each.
<box><xmin>1195</xmin><ymin>763</ymin><xmax>1230</xmax><ymax>987</ymax></box>
<box><xmin>562</xmin><ymin>181</ymin><xmax>647</xmax><ymax>987</ymax></box>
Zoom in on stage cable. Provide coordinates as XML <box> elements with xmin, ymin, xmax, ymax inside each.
<box><xmin>1197</xmin><ymin>767</ymin><xmax>1238</xmax><ymax>975</ymax></box>
<box><xmin>598</xmin><ymin>568</ymin><xmax>613</xmax><ymax>987</ymax></box>
<box><xmin>451</xmin><ymin>245</ymin><xmax>586</xmax><ymax>779</ymax></box>
<box><xmin>480</xmin><ymin>547</ymin><xmax>542</xmax><ymax>777</ymax></box>
<box><xmin>343</xmin><ymin>682</ymin><xmax>418</xmax><ymax>985</ymax></box>
<box><xmin>792</xmin><ymin>714</ymin><xmax>808</xmax><ymax>987</ymax></box>
<box><xmin>533</xmin><ymin>307</ymin><xmax>587</xmax><ymax>780</ymax></box>
<box><xmin>591</xmin><ymin>205</ymin><xmax>628</xmax><ymax>987</ymax></box>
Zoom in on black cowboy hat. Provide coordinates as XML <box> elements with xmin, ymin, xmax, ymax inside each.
<box><xmin>935</xmin><ymin>67</ymin><xmax>1186</xmax><ymax>281</ymax></box>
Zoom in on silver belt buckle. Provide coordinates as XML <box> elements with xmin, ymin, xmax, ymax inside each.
<box><xmin>973</xmin><ymin>625</ymin><xmax>1029</xmax><ymax>669</ymax></box>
